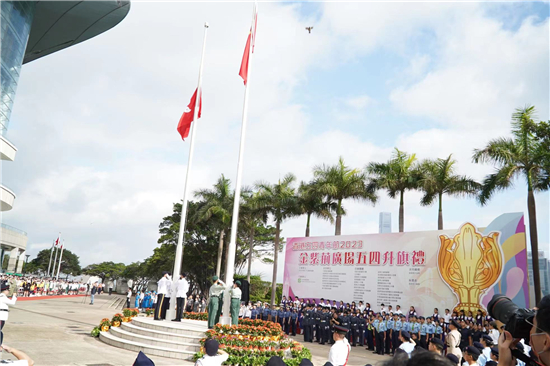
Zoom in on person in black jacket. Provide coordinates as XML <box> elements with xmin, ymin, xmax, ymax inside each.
<box><xmin>90</xmin><ymin>283</ymin><xmax>98</xmax><ymax>305</ymax></box>
<box><xmin>350</xmin><ymin>312</ymin><xmax>359</xmax><ymax>346</ymax></box>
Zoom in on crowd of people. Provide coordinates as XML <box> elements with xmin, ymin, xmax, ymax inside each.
<box><xmin>231</xmin><ymin>295</ymin><xmax>548</xmax><ymax>366</ymax></box>
<box><xmin>0</xmin><ymin>275</ymin><xmax>87</xmax><ymax>297</ymax></box>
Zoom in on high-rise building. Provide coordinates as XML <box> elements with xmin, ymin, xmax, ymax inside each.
<box><xmin>0</xmin><ymin>1</ymin><xmax>130</xmax><ymax>272</ymax></box>
<box><xmin>379</xmin><ymin>212</ymin><xmax>391</xmax><ymax>234</ymax></box>
<box><xmin>527</xmin><ymin>251</ymin><xmax>550</xmax><ymax>297</ymax></box>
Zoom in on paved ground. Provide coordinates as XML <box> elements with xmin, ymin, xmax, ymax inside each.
<box><xmin>5</xmin><ymin>295</ymin><xmax>389</xmax><ymax>366</ymax></box>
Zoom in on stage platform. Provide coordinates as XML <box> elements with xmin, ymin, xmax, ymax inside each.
<box><xmin>100</xmin><ymin>317</ymin><xmax>207</xmax><ymax>360</ymax></box>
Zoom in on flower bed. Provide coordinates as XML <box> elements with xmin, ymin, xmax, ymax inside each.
<box><xmin>91</xmin><ymin>309</ymin><xmax>139</xmax><ymax>337</ymax></box>
<box><xmin>183</xmin><ymin>312</ymin><xmax>208</xmax><ymax>321</ymax></box>
<box><xmin>195</xmin><ymin>320</ymin><xmax>311</xmax><ymax>366</ymax></box>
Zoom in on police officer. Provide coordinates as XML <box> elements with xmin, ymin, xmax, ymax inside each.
<box><xmin>350</xmin><ymin>312</ymin><xmax>359</xmax><ymax>346</ymax></box>
<box><xmin>314</xmin><ymin>305</ymin><xmax>323</xmax><ymax>343</ymax></box>
<box><xmin>329</xmin><ymin>310</ymin><xmax>342</xmax><ymax>345</ymax></box>
<box><xmin>358</xmin><ymin>312</ymin><xmax>366</xmax><ymax>346</ymax></box>
<box><xmin>283</xmin><ymin>307</ymin><xmax>290</xmax><ymax>334</ymax></box>
<box><xmin>304</xmin><ymin>305</ymin><xmax>313</xmax><ymax>343</ymax></box>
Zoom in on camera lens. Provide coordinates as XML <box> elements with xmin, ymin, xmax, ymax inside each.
<box><xmin>487</xmin><ymin>294</ymin><xmax>518</xmax><ymax>324</ymax></box>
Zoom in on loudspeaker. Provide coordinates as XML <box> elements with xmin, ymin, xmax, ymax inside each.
<box><xmin>240</xmin><ymin>280</ymin><xmax>250</xmax><ymax>303</ymax></box>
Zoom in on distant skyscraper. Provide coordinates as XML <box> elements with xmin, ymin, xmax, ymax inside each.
<box><xmin>379</xmin><ymin>212</ymin><xmax>391</xmax><ymax>234</ymax></box>
<box><xmin>528</xmin><ymin>251</ymin><xmax>550</xmax><ymax>297</ymax></box>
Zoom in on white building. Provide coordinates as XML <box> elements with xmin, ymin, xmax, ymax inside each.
<box><xmin>379</xmin><ymin>212</ymin><xmax>392</xmax><ymax>234</ymax></box>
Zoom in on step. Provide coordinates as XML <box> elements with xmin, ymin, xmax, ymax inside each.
<box><xmin>130</xmin><ymin>317</ymin><xmax>207</xmax><ymax>337</ymax></box>
<box><xmin>109</xmin><ymin>326</ymin><xmax>201</xmax><ymax>352</ymax></box>
<box><xmin>121</xmin><ymin>322</ymin><xmax>203</xmax><ymax>343</ymax></box>
<box><xmin>100</xmin><ymin>331</ymin><xmax>196</xmax><ymax>360</ymax></box>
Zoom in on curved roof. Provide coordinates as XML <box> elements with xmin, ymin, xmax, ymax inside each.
<box><xmin>23</xmin><ymin>0</ymin><xmax>130</xmax><ymax>64</ymax></box>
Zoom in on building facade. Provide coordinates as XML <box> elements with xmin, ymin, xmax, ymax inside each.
<box><xmin>379</xmin><ymin>212</ymin><xmax>392</xmax><ymax>234</ymax></box>
<box><xmin>0</xmin><ymin>1</ymin><xmax>130</xmax><ymax>272</ymax></box>
<box><xmin>528</xmin><ymin>251</ymin><xmax>550</xmax><ymax>297</ymax></box>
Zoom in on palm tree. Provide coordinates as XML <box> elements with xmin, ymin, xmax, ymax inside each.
<box><xmin>367</xmin><ymin>149</ymin><xmax>419</xmax><ymax>232</ymax></box>
<box><xmin>297</xmin><ymin>181</ymin><xmax>335</xmax><ymax>237</ymax></box>
<box><xmin>473</xmin><ymin>105</ymin><xmax>547</xmax><ymax>304</ymax></box>
<box><xmin>419</xmin><ymin>154</ymin><xmax>480</xmax><ymax>230</ymax></box>
<box><xmin>314</xmin><ymin>157</ymin><xmax>377</xmax><ymax>235</ymax></box>
<box><xmin>255</xmin><ymin>174</ymin><xmax>299</xmax><ymax>306</ymax></box>
<box><xmin>240</xmin><ymin>191</ymin><xmax>268</xmax><ymax>283</ymax></box>
<box><xmin>194</xmin><ymin>175</ymin><xmax>233</xmax><ymax>278</ymax></box>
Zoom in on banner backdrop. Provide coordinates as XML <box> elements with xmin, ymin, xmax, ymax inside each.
<box><xmin>283</xmin><ymin>213</ymin><xmax>529</xmax><ymax>315</ymax></box>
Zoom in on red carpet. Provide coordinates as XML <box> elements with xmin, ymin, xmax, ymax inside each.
<box><xmin>17</xmin><ymin>295</ymin><xmax>86</xmax><ymax>301</ymax></box>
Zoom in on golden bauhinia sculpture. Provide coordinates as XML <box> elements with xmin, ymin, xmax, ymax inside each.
<box><xmin>438</xmin><ymin>223</ymin><xmax>503</xmax><ymax>314</ymax></box>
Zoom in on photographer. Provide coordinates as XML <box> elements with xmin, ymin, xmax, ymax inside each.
<box><xmin>489</xmin><ymin>294</ymin><xmax>549</xmax><ymax>366</ymax></box>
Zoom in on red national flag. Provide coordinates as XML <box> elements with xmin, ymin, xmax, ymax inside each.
<box><xmin>54</xmin><ymin>236</ymin><xmax>60</xmax><ymax>247</ymax></box>
<box><xmin>239</xmin><ymin>6</ymin><xmax>258</xmax><ymax>85</ymax></box>
<box><xmin>177</xmin><ymin>88</ymin><xmax>202</xmax><ymax>140</ymax></box>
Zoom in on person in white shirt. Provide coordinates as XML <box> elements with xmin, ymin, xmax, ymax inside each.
<box><xmin>0</xmin><ymin>283</ymin><xmax>16</xmax><ymax>345</ymax></box>
<box><xmin>328</xmin><ymin>325</ymin><xmax>351</xmax><ymax>366</ymax></box>
<box><xmin>0</xmin><ymin>344</ymin><xmax>34</xmax><ymax>366</ymax></box>
<box><xmin>172</xmin><ymin>273</ymin><xmax>189</xmax><ymax>322</ymax></box>
<box><xmin>154</xmin><ymin>272</ymin><xmax>170</xmax><ymax>321</ymax></box>
<box><xmin>244</xmin><ymin>304</ymin><xmax>252</xmax><ymax>319</ymax></box>
<box><xmin>398</xmin><ymin>331</ymin><xmax>415</xmax><ymax>358</ymax></box>
<box><xmin>194</xmin><ymin>339</ymin><xmax>228</xmax><ymax>366</ymax></box>
<box><xmin>380</xmin><ymin>303</ymin><xmax>387</xmax><ymax>313</ymax></box>
<box><xmin>488</xmin><ymin>322</ymin><xmax>500</xmax><ymax>345</ymax></box>
<box><xmin>395</xmin><ymin>305</ymin><xmax>403</xmax><ymax>315</ymax></box>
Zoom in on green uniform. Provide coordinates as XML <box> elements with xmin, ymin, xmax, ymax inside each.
<box><xmin>230</xmin><ymin>287</ymin><xmax>242</xmax><ymax>325</ymax></box>
<box><xmin>207</xmin><ymin>280</ymin><xmax>225</xmax><ymax>329</ymax></box>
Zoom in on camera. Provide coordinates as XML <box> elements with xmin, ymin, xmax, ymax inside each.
<box><xmin>487</xmin><ymin>294</ymin><xmax>536</xmax><ymax>341</ymax></box>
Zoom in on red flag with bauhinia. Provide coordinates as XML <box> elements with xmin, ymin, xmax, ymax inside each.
<box><xmin>239</xmin><ymin>5</ymin><xmax>258</xmax><ymax>85</ymax></box>
<box><xmin>54</xmin><ymin>236</ymin><xmax>60</xmax><ymax>247</ymax></box>
<box><xmin>177</xmin><ymin>88</ymin><xmax>202</xmax><ymax>140</ymax></box>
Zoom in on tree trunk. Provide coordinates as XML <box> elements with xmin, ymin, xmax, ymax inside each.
<box><xmin>335</xmin><ymin>200</ymin><xmax>342</xmax><ymax>235</ymax></box>
<box><xmin>247</xmin><ymin>226</ymin><xmax>255</xmax><ymax>283</ymax></box>
<box><xmin>305</xmin><ymin>213</ymin><xmax>311</xmax><ymax>237</ymax></box>
<box><xmin>271</xmin><ymin>220</ymin><xmax>280</xmax><ymax>307</ymax></box>
<box><xmin>399</xmin><ymin>190</ymin><xmax>404</xmax><ymax>232</ymax></box>
<box><xmin>438</xmin><ymin>192</ymin><xmax>443</xmax><ymax>230</ymax></box>
<box><xmin>527</xmin><ymin>189</ymin><xmax>541</xmax><ymax>304</ymax></box>
<box><xmin>215</xmin><ymin>230</ymin><xmax>225</xmax><ymax>278</ymax></box>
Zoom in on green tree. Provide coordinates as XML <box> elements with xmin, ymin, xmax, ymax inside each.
<box><xmin>255</xmin><ymin>174</ymin><xmax>299</xmax><ymax>306</ymax></box>
<box><xmin>121</xmin><ymin>262</ymin><xmax>150</xmax><ymax>291</ymax></box>
<box><xmin>82</xmin><ymin>262</ymin><xmax>126</xmax><ymax>283</ymax></box>
<box><xmin>419</xmin><ymin>154</ymin><xmax>480</xmax><ymax>230</ymax></box>
<box><xmin>367</xmin><ymin>149</ymin><xmax>419</xmax><ymax>232</ymax></box>
<box><xmin>26</xmin><ymin>248</ymin><xmax>81</xmax><ymax>276</ymax></box>
<box><xmin>297</xmin><ymin>181</ymin><xmax>334</xmax><ymax>237</ymax></box>
<box><xmin>194</xmin><ymin>175</ymin><xmax>234</xmax><ymax>278</ymax></box>
<box><xmin>472</xmin><ymin>105</ymin><xmax>547</xmax><ymax>304</ymax></box>
<box><xmin>314</xmin><ymin>157</ymin><xmax>377</xmax><ymax>235</ymax></box>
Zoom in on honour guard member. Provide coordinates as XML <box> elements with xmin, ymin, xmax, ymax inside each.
<box><xmin>154</xmin><ymin>272</ymin><xmax>170</xmax><ymax>321</ymax></box>
<box><xmin>447</xmin><ymin>319</ymin><xmax>463</xmax><ymax>361</ymax></box>
<box><xmin>314</xmin><ymin>305</ymin><xmax>323</xmax><ymax>343</ymax></box>
<box><xmin>429</xmin><ymin>337</ymin><xmax>445</xmax><ymax>355</ymax></box>
<box><xmin>304</xmin><ymin>305</ymin><xmax>313</xmax><ymax>343</ymax></box>
<box><xmin>290</xmin><ymin>307</ymin><xmax>298</xmax><ymax>336</ymax></box>
<box><xmin>172</xmin><ymin>273</ymin><xmax>189</xmax><ymax>322</ymax></box>
<box><xmin>328</xmin><ymin>325</ymin><xmax>351</xmax><ymax>366</ymax></box>
<box><xmin>207</xmin><ymin>276</ymin><xmax>226</xmax><ymax>329</ymax></box>
<box><xmin>230</xmin><ymin>280</ymin><xmax>242</xmax><ymax>325</ymax></box>
<box><xmin>386</xmin><ymin>313</ymin><xmax>394</xmax><ymax>354</ymax></box>
<box><xmin>349</xmin><ymin>312</ymin><xmax>359</xmax><ymax>346</ymax></box>
<box><xmin>358</xmin><ymin>312</ymin><xmax>366</xmax><ymax>346</ymax></box>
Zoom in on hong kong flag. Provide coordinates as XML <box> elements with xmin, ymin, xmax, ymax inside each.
<box><xmin>239</xmin><ymin>4</ymin><xmax>258</xmax><ymax>85</ymax></box>
<box><xmin>177</xmin><ymin>88</ymin><xmax>202</xmax><ymax>140</ymax></box>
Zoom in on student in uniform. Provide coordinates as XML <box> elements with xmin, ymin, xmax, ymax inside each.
<box><xmin>370</xmin><ymin>315</ymin><xmax>379</xmax><ymax>353</ymax></box>
<box><xmin>398</xmin><ymin>331</ymin><xmax>415</xmax><ymax>358</ymax></box>
<box><xmin>427</xmin><ymin>317</ymin><xmax>435</xmax><ymax>344</ymax></box>
<box><xmin>385</xmin><ymin>313</ymin><xmax>394</xmax><ymax>354</ymax></box>
<box><xmin>270</xmin><ymin>306</ymin><xmax>279</xmax><ymax>324</ymax></box>
<box><xmin>410</xmin><ymin>316</ymin><xmax>421</xmax><ymax>344</ymax></box>
<box><xmin>303</xmin><ymin>305</ymin><xmax>312</xmax><ymax>343</ymax></box>
<box><xmin>476</xmin><ymin>310</ymin><xmax>484</xmax><ymax>326</ymax></box>
<box><xmin>314</xmin><ymin>305</ymin><xmax>323</xmax><ymax>343</ymax></box>
<box><xmin>282</xmin><ymin>307</ymin><xmax>290</xmax><ymax>334</ymax></box>
<box><xmin>358</xmin><ymin>313</ymin><xmax>366</xmax><ymax>347</ymax></box>
<box><xmin>376</xmin><ymin>314</ymin><xmax>387</xmax><ymax>355</ymax></box>
<box><xmin>365</xmin><ymin>315</ymin><xmax>375</xmax><ymax>351</ymax></box>
<box><xmin>393</xmin><ymin>313</ymin><xmax>402</xmax><ymax>352</ymax></box>
<box><xmin>290</xmin><ymin>307</ymin><xmax>298</xmax><ymax>336</ymax></box>
<box><xmin>277</xmin><ymin>307</ymin><xmax>285</xmax><ymax>328</ymax></box>
<box><xmin>433</xmin><ymin>308</ymin><xmax>440</xmax><ymax>323</ymax></box>
<box><xmin>349</xmin><ymin>312</ymin><xmax>359</xmax><ymax>346</ymax></box>
<box><xmin>419</xmin><ymin>316</ymin><xmax>428</xmax><ymax>349</ymax></box>
<box><xmin>320</xmin><ymin>307</ymin><xmax>330</xmax><ymax>345</ymax></box>
<box><xmin>435</xmin><ymin>319</ymin><xmax>443</xmax><ymax>339</ymax></box>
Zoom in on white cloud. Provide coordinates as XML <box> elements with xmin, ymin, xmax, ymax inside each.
<box><xmin>2</xmin><ymin>2</ymin><xmax>548</xmax><ymax>285</ymax></box>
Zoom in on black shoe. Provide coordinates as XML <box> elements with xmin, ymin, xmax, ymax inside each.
<box><xmin>172</xmin><ymin>319</ymin><xmax>179</xmax><ymax>322</ymax></box>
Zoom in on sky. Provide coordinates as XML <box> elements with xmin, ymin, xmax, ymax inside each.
<box><xmin>2</xmin><ymin>1</ymin><xmax>549</xmax><ymax>283</ymax></box>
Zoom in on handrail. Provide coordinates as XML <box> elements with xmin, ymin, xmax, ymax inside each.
<box><xmin>0</xmin><ymin>223</ymin><xmax>27</xmax><ymax>236</ymax></box>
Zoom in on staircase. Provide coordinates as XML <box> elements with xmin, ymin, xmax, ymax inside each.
<box><xmin>100</xmin><ymin>317</ymin><xmax>207</xmax><ymax>360</ymax></box>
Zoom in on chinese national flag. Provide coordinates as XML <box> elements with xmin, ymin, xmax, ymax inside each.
<box><xmin>177</xmin><ymin>88</ymin><xmax>202</xmax><ymax>140</ymax></box>
<box><xmin>239</xmin><ymin>7</ymin><xmax>257</xmax><ymax>85</ymax></box>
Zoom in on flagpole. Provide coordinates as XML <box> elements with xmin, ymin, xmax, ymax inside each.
<box><xmin>221</xmin><ymin>4</ymin><xmax>257</xmax><ymax>325</ymax></box>
<box><xmin>52</xmin><ymin>245</ymin><xmax>59</xmax><ymax>278</ymax></box>
<box><xmin>167</xmin><ymin>22</ymin><xmax>209</xmax><ymax>322</ymax></box>
<box><xmin>47</xmin><ymin>240</ymin><xmax>54</xmax><ymax>276</ymax></box>
<box><xmin>56</xmin><ymin>240</ymin><xmax>65</xmax><ymax>279</ymax></box>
